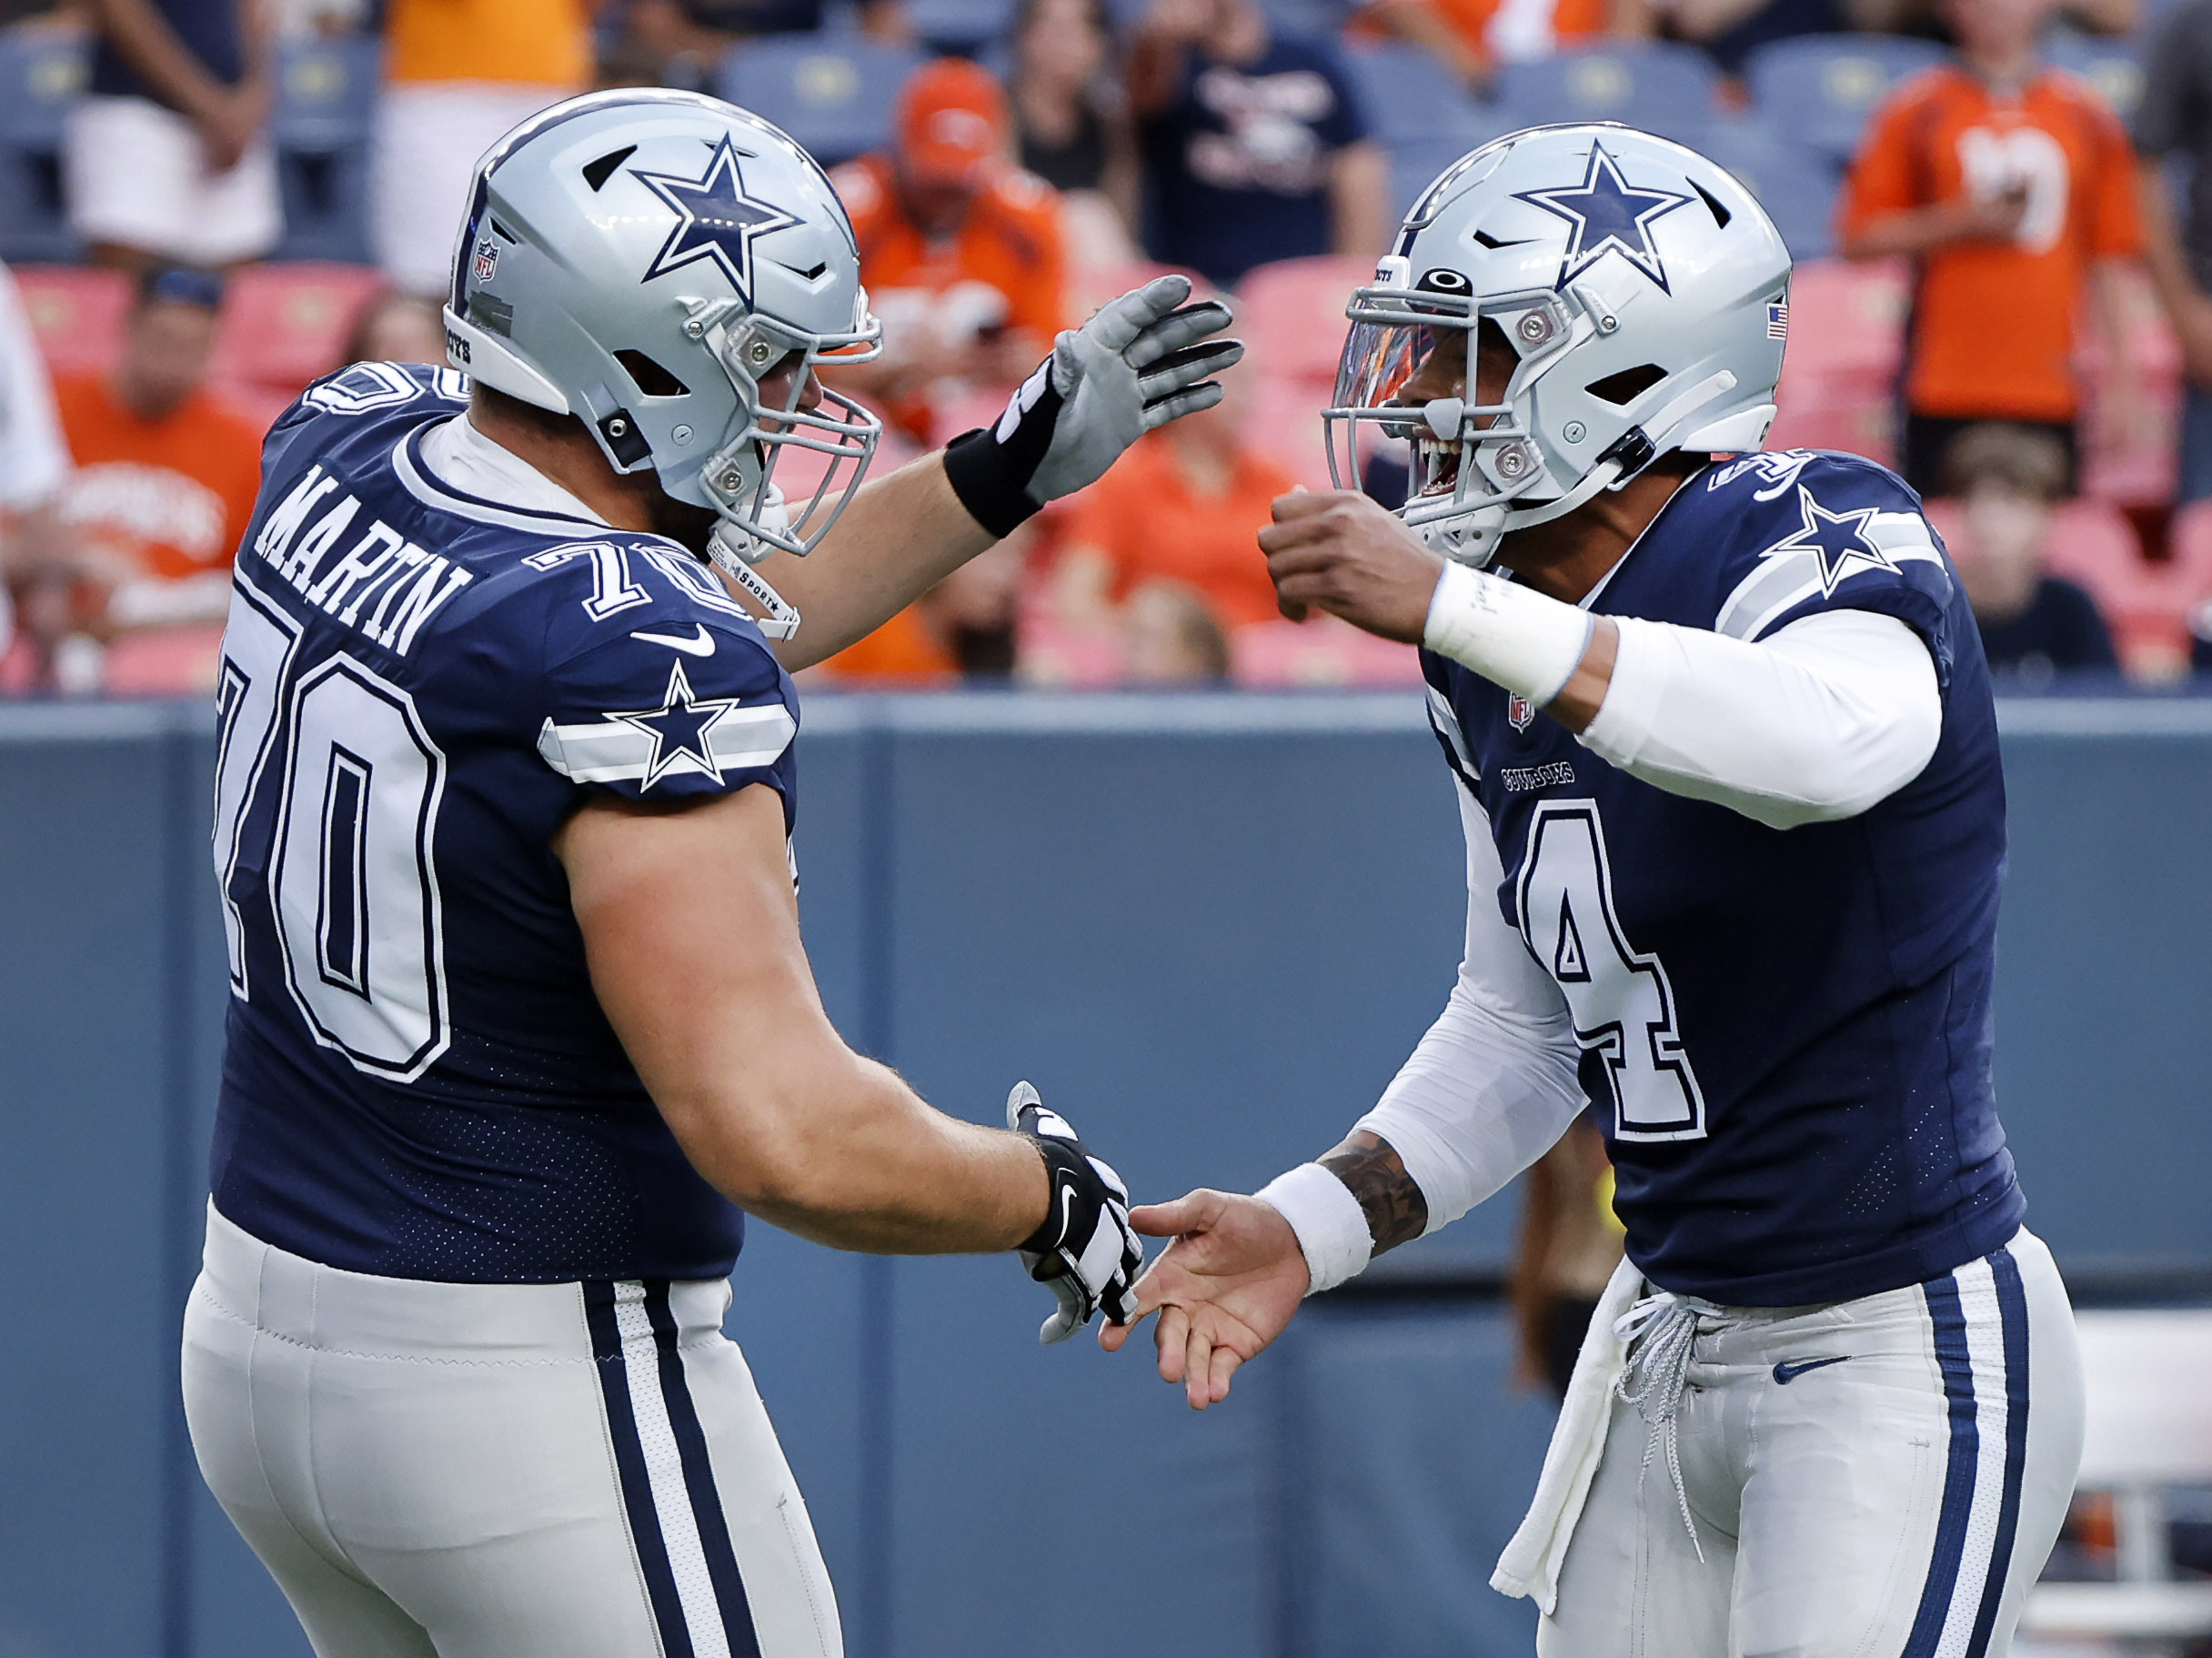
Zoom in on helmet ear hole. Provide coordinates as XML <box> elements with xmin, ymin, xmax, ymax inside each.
<box><xmin>614</xmin><ymin>349</ymin><xmax>690</xmax><ymax>398</ymax></box>
<box><xmin>1585</xmin><ymin>364</ymin><xmax>1667</xmax><ymax>407</ymax></box>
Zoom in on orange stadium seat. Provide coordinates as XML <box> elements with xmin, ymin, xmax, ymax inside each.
<box><xmin>1778</xmin><ymin>258</ymin><xmax>1908</xmax><ymax>387</ymax></box>
<box><xmin>1230</xmin><ymin>615</ymin><xmax>1424</xmax><ymax>687</ymax></box>
<box><xmin>12</xmin><ymin>264</ymin><xmax>130</xmax><ymax>379</ymax></box>
<box><xmin>1242</xmin><ymin>377</ymin><xmax>1334</xmax><ymax>491</ymax></box>
<box><xmin>212</xmin><ymin>263</ymin><xmax>385</xmax><ymax>396</ymax></box>
<box><xmin>1235</xmin><ymin>256</ymin><xmax>1373</xmax><ymax>387</ymax></box>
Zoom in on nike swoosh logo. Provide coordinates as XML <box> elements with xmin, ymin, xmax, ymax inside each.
<box><xmin>1773</xmin><ymin>1355</ymin><xmax>1853</xmax><ymax>1385</ymax></box>
<box><xmin>629</xmin><ymin>624</ymin><xmax>716</xmax><ymax>657</ymax></box>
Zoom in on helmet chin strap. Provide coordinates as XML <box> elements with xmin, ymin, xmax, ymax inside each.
<box><xmin>706</xmin><ymin>490</ymin><xmax>803</xmax><ymax>639</ymax></box>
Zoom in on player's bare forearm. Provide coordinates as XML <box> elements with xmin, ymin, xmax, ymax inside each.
<box><xmin>558</xmin><ymin>785</ymin><xmax>1049</xmax><ymax>1251</ymax></box>
<box><xmin>1319</xmin><ymin>1130</ymin><xmax>1430</xmax><ymax>1254</ymax></box>
<box><xmin>759</xmin><ymin>452</ymin><xmax>995</xmax><ymax>671</ymax></box>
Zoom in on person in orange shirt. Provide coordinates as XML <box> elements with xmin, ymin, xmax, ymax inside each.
<box><xmin>1355</xmin><ymin>0</ymin><xmax>1637</xmax><ymax>94</ymax></box>
<box><xmin>27</xmin><ymin>266</ymin><xmax>263</xmax><ymax>691</ymax></box>
<box><xmin>1051</xmin><ymin>360</ymin><xmax>1292</xmax><ymax>642</ymax></box>
<box><xmin>1836</xmin><ymin>0</ymin><xmax>2146</xmax><ymax>495</ymax></box>
<box><xmin>830</xmin><ymin>58</ymin><xmax>1068</xmax><ymax>446</ymax></box>
<box><xmin>373</xmin><ymin>0</ymin><xmax>593</xmax><ymax>293</ymax></box>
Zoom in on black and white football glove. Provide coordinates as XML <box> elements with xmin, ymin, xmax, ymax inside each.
<box><xmin>943</xmin><ymin>275</ymin><xmax>1244</xmax><ymax>538</ymax></box>
<box><xmin>1007</xmin><ymin>1081</ymin><xmax>1144</xmax><ymax>1345</ymax></box>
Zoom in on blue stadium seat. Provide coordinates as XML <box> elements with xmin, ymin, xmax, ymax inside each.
<box><xmin>1345</xmin><ymin>42</ymin><xmax>1494</xmax><ymax>146</ymax></box>
<box><xmin>270</xmin><ymin>37</ymin><xmax>381</xmax><ymax>265</ymax></box>
<box><xmin>903</xmin><ymin>0</ymin><xmax>1015</xmax><ymax>53</ymax></box>
<box><xmin>2045</xmin><ymin>28</ymin><xmax>2144</xmax><ymax>122</ymax></box>
<box><xmin>716</xmin><ymin>38</ymin><xmax>928</xmax><ymax>166</ymax></box>
<box><xmin>1493</xmin><ymin>42</ymin><xmax>1722</xmax><ymax>149</ymax></box>
<box><xmin>1741</xmin><ymin>34</ymin><xmax>1949</xmax><ymax>167</ymax></box>
<box><xmin>271</xmin><ymin>35</ymin><xmax>380</xmax><ymax>151</ymax></box>
<box><xmin>0</xmin><ymin>25</ymin><xmax>87</xmax><ymax>264</ymax></box>
<box><xmin>1701</xmin><ymin>118</ymin><xmax>1841</xmax><ymax>261</ymax></box>
<box><xmin>1388</xmin><ymin>134</ymin><xmax>1491</xmax><ymax>220</ymax></box>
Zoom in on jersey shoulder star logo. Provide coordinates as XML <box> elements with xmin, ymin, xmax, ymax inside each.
<box><xmin>1763</xmin><ymin>484</ymin><xmax>1895</xmax><ymax>597</ymax></box>
<box><xmin>1513</xmin><ymin>144</ymin><xmax>1694</xmax><ymax>294</ymax></box>
<box><xmin>632</xmin><ymin>136</ymin><xmax>799</xmax><ymax>298</ymax></box>
<box><xmin>607</xmin><ymin>659</ymin><xmax>740</xmax><ymax>789</ymax></box>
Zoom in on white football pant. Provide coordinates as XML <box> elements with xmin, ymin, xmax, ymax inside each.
<box><xmin>182</xmin><ymin>1205</ymin><xmax>842</xmax><ymax>1658</ymax></box>
<box><xmin>1541</xmin><ymin>1229</ymin><xmax>2084</xmax><ymax>1658</ymax></box>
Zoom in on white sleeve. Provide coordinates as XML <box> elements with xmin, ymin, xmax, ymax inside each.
<box><xmin>1351</xmin><ymin>779</ymin><xmax>1587</xmax><ymax>1235</ymax></box>
<box><xmin>1576</xmin><ymin>608</ymin><xmax>1942</xmax><ymax>831</ymax></box>
<box><xmin>0</xmin><ymin>264</ymin><xmax>67</xmax><ymax>510</ymax></box>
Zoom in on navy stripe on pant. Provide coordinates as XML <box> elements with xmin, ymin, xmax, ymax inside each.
<box><xmin>643</xmin><ymin>1277</ymin><xmax>762</xmax><ymax>1658</ymax></box>
<box><xmin>585</xmin><ymin>1280</ymin><xmax>697</xmax><ymax>1657</ymax></box>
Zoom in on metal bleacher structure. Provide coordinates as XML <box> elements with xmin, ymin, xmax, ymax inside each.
<box><xmin>3</xmin><ymin>14</ymin><xmax>2208</xmax><ymax>669</ymax></box>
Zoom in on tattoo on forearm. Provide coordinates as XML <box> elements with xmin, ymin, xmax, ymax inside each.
<box><xmin>1320</xmin><ymin>1133</ymin><xmax>1428</xmax><ymax>1256</ymax></box>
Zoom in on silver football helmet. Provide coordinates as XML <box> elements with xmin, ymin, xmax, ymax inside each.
<box><xmin>444</xmin><ymin>89</ymin><xmax>882</xmax><ymax>637</ymax></box>
<box><xmin>1327</xmin><ymin>124</ymin><xmax>1791</xmax><ymax>567</ymax></box>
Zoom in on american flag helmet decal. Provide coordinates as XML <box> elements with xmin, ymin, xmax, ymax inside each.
<box><xmin>1766</xmin><ymin>300</ymin><xmax>1789</xmax><ymax>339</ymax></box>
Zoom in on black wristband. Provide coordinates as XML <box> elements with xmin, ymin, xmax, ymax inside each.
<box><xmin>942</xmin><ymin>427</ymin><xmax>1043</xmax><ymax>539</ymax></box>
<box><xmin>1016</xmin><ymin>1132</ymin><xmax>1086</xmax><ymax>1261</ymax></box>
<box><xmin>944</xmin><ymin>360</ymin><xmax>1070</xmax><ymax>538</ymax></box>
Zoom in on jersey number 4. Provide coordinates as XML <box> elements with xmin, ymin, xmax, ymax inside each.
<box><xmin>212</xmin><ymin>573</ymin><xmax>450</xmax><ymax>1082</ymax></box>
<box><xmin>1516</xmin><ymin>801</ymin><xmax>1706</xmax><ymax>1142</ymax></box>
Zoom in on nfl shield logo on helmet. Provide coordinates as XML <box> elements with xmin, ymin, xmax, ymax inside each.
<box><xmin>1508</xmin><ymin>694</ymin><xmax>1536</xmax><ymax>732</ymax></box>
<box><xmin>472</xmin><ymin>237</ymin><xmax>500</xmax><ymax>285</ymax></box>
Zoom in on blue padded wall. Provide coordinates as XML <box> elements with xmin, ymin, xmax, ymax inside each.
<box><xmin>2</xmin><ymin>691</ymin><xmax>2209</xmax><ymax>1658</ymax></box>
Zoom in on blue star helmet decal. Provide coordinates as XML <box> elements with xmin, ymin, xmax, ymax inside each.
<box><xmin>1513</xmin><ymin>144</ymin><xmax>1695</xmax><ymax>294</ymax></box>
<box><xmin>608</xmin><ymin>659</ymin><xmax>742</xmax><ymax>789</ymax></box>
<box><xmin>632</xmin><ymin>136</ymin><xmax>799</xmax><ymax>299</ymax></box>
<box><xmin>1764</xmin><ymin>484</ymin><xmax>1897</xmax><ymax>597</ymax></box>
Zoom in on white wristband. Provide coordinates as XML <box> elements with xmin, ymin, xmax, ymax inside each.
<box><xmin>1253</xmin><ymin>1162</ymin><xmax>1373</xmax><ymax>1295</ymax></box>
<box><xmin>1422</xmin><ymin>560</ymin><xmax>1595</xmax><ymax>708</ymax></box>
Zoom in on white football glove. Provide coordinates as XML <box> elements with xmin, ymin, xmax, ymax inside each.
<box><xmin>1006</xmin><ymin>1081</ymin><xmax>1145</xmax><ymax>1344</ymax></box>
<box><xmin>942</xmin><ymin>276</ymin><xmax>1243</xmax><ymax>537</ymax></box>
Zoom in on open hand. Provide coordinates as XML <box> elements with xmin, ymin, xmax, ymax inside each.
<box><xmin>1098</xmin><ymin>1189</ymin><xmax>1310</xmax><ymax>1410</ymax></box>
<box><xmin>1260</xmin><ymin>489</ymin><xmax>1444</xmax><ymax>641</ymax></box>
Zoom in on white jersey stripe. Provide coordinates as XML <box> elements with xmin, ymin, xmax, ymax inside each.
<box><xmin>537</xmin><ymin>702</ymin><xmax>797</xmax><ymax>784</ymax></box>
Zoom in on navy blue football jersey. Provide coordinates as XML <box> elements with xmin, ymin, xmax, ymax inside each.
<box><xmin>1427</xmin><ymin>450</ymin><xmax>2024</xmax><ymax>1306</ymax></box>
<box><xmin>207</xmin><ymin>363</ymin><xmax>798</xmax><ymax>1283</ymax></box>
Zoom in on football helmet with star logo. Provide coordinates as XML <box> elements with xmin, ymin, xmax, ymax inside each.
<box><xmin>1325</xmin><ymin>123</ymin><xmax>1790</xmax><ymax>567</ymax></box>
<box><xmin>443</xmin><ymin>89</ymin><xmax>883</xmax><ymax>637</ymax></box>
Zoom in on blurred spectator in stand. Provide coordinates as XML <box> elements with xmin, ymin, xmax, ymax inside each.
<box><xmin>1649</xmin><ymin>0</ymin><xmax>1863</xmax><ymax>77</ymax></box>
<box><xmin>618</xmin><ymin>0</ymin><xmax>911</xmax><ymax>89</ymax></box>
<box><xmin>1836</xmin><ymin>0</ymin><xmax>2147</xmax><ymax>497</ymax></box>
<box><xmin>16</xmin><ymin>268</ymin><xmax>261</xmax><ymax>694</ymax></box>
<box><xmin>808</xmin><ymin>535</ymin><xmax>1028</xmax><ymax>682</ymax></box>
<box><xmin>830</xmin><ymin>58</ymin><xmax>1068</xmax><ymax>445</ymax></box>
<box><xmin>65</xmin><ymin>0</ymin><xmax>281</xmax><ymax>270</ymax></box>
<box><xmin>1122</xmin><ymin>578</ymin><xmax>1232</xmax><ymax>681</ymax></box>
<box><xmin>1509</xmin><ymin>1111</ymin><xmax>1624</xmax><ymax>1402</ymax></box>
<box><xmin>1128</xmin><ymin>0</ymin><xmax>1388</xmax><ymax>287</ymax></box>
<box><xmin>1942</xmin><ymin>422</ymin><xmax>2119</xmax><ymax>678</ymax></box>
<box><xmin>1050</xmin><ymin>357</ymin><xmax>1291</xmax><ymax>642</ymax></box>
<box><xmin>373</xmin><ymin>0</ymin><xmax>591</xmax><ymax>295</ymax></box>
<box><xmin>343</xmin><ymin>288</ymin><xmax>447</xmax><ymax>367</ymax></box>
<box><xmin>0</xmin><ymin>261</ymin><xmax>72</xmax><ymax>686</ymax></box>
<box><xmin>1007</xmin><ymin>0</ymin><xmax>1142</xmax><ymax>266</ymax></box>
<box><xmin>2133</xmin><ymin>0</ymin><xmax>2212</xmax><ymax>504</ymax></box>
<box><xmin>1354</xmin><ymin>0</ymin><xmax>1646</xmax><ymax>95</ymax></box>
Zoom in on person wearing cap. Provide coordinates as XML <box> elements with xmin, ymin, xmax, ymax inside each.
<box><xmin>830</xmin><ymin>57</ymin><xmax>1070</xmax><ymax>446</ymax></box>
<box><xmin>17</xmin><ymin>266</ymin><xmax>262</xmax><ymax>692</ymax></box>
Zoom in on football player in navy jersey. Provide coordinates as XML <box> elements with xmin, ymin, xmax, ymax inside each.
<box><xmin>181</xmin><ymin>89</ymin><xmax>1237</xmax><ymax>1658</ymax></box>
<box><xmin>1105</xmin><ymin>125</ymin><xmax>2086</xmax><ymax>1658</ymax></box>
